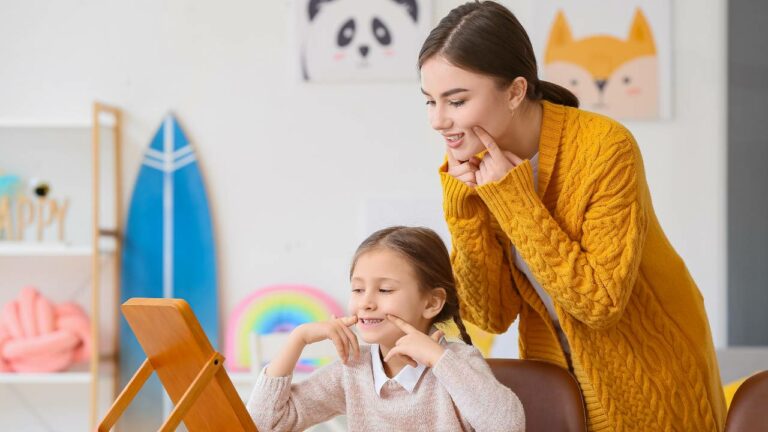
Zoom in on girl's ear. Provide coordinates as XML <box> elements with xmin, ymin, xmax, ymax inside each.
<box><xmin>507</xmin><ymin>76</ymin><xmax>528</xmax><ymax>111</ymax></box>
<box><xmin>423</xmin><ymin>287</ymin><xmax>447</xmax><ymax>320</ymax></box>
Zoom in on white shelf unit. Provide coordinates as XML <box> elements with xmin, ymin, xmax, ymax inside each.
<box><xmin>0</xmin><ymin>103</ymin><xmax>123</xmax><ymax>431</ymax></box>
<box><xmin>0</xmin><ymin>241</ymin><xmax>116</xmax><ymax>256</ymax></box>
<box><xmin>0</xmin><ymin>360</ymin><xmax>115</xmax><ymax>384</ymax></box>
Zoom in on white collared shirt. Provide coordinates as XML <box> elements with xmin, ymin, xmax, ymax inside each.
<box><xmin>370</xmin><ymin>343</ymin><xmax>427</xmax><ymax>396</ymax></box>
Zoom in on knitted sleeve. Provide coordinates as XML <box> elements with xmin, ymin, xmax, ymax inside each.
<box><xmin>475</xmin><ymin>136</ymin><xmax>648</xmax><ymax>329</ymax></box>
<box><xmin>246</xmin><ymin>361</ymin><xmax>346</xmax><ymax>432</ymax></box>
<box><xmin>431</xmin><ymin>344</ymin><xmax>525</xmax><ymax>432</ymax></box>
<box><xmin>440</xmin><ymin>161</ymin><xmax>522</xmax><ymax>334</ymax></box>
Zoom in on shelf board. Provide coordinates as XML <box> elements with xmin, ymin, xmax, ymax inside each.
<box><xmin>0</xmin><ymin>360</ymin><xmax>113</xmax><ymax>384</ymax></box>
<box><xmin>0</xmin><ymin>242</ymin><xmax>115</xmax><ymax>257</ymax></box>
<box><xmin>0</xmin><ymin>371</ymin><xmax>92</xmax><ymax>384</ymax></box>
<box><xmin>0</xmin><ymin>120</ymin><xmax>92</xmax><ymax>128</ymax></box>
<box><xmin>0</xmin><ymin>115</ymin><xmax>115</xmax><ymax>128</ymax></box>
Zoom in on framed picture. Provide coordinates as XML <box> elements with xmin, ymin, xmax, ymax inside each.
<box><xmin>530</xmin><ymin>1</ymin><xmax>672</xmax><ymax>120</ymax></box>
<box><xmin>296</xmin><ymin>0</ymin><xmax>433</xmax><ymax>83</ymax></box>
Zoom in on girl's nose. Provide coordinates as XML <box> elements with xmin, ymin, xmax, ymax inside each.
<box><xmin>361</xmin><ymin>293</ymin><xmax>376</xmax><ymax>310</ymax></box>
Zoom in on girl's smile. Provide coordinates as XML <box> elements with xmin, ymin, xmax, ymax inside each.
<box><xmin>356</xmin><ymin>317</ymin><xmax>386</xmax><ymax>330</ymax></box>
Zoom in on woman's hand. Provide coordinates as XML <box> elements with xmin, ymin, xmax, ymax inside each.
<box><xmin>446</xmin><ymin>146</ymin><xmax>481</xmax><ymax>188</ymax></box>
<box><xmin>473</xmin><ymin>126</ymin><xmax>523</xmax><ymax>186</ymax></box>
<box><xmin>382</xmin><ymin>314</ymin><xmax>446</xmax><ymax>368</ymax></box>
<box><xmin>296</xmin><ymin>315</ymin><xmax>360</xmax><ymax>364</ymax></box>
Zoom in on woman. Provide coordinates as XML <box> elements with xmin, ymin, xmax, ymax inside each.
<box><xmin>419</xmin><ymin>2</ymin><xmax>726</xmax><ymax>431</ymax></box>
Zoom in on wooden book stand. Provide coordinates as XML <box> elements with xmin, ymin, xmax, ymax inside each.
<box><xmin>98</xmin><ymin>298</ymin><xmax>257</xmax><ymax>431</ymax></box>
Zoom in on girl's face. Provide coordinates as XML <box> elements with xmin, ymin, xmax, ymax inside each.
<box><xmin>420</xmin><ymin>55</ymin><xmax>516</xmax><ymax>162</ymax></box>
<box><xmin>349</xmin><ymin>248</ymin><xmax>437</xmax><ymax>349</ymax></box>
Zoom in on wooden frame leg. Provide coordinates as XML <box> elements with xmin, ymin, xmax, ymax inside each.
<box><xmin>158</xmin><ymin>352</ymin><xmax>224</xmax><ymax>432</ymax></box>
<box><xmin>97</xmin><ymin>358</ymin><xmax>154</xmax><ymax>431</ymax></box>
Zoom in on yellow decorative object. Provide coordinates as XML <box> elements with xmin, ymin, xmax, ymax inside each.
<box><xmin>723</xmin><ymin>377</ymin><xmax>748</xmax><ymax>408</ymax></box>
<box><xmin>438</xmin><ymin>320</ymin><xmax>496</xmax><ymax>357</ymax></box>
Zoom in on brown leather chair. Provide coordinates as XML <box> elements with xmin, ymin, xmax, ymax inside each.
<box><xmin>724</xmin><ymin>370</ymin><xmax>768</xmax><ymax>432</ymax></box>
<box><xmin>487</xmin><ymin>358</ymin><xmax>587</xmax><ymax>432</ymax></box>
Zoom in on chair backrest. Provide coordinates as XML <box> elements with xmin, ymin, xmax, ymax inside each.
<box><xmin>249</xmin><ymin>331</ymin><xmax>342</xmax><ymax>375</ymax></box>
<box><xmin>487</xmin><ymin>358</ymin><xmax>586</xmax><ymax>432</ymax></box>
<box><xmin>725</xmin><ymin>370</ymin><xmax>768</xmax><ymax>432</ymax></box>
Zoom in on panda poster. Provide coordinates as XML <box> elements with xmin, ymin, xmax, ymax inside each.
<box><xmin>530</xmin><ymin>1</ymin><xmax>672</xmax><ymax>120</ymax></box>
<box><xmin>298</xmin><ymin>0</ymin><xmax>432</xmax><ymax>83</ymax></box>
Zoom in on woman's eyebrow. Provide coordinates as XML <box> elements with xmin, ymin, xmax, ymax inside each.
<box><xmin>421</xmin><ymin>88</ymin><xmax>469</xmax><ymax>98</ymax></box>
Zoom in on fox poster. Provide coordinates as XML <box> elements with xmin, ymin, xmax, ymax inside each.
<box><xmin>531</xmin><ymin>1</ymin><xmax>672</xmax><ymax>120</ymax></box>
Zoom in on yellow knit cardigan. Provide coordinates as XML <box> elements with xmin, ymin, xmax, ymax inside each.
<box><xmin>440</xmin><ymin>101</ymin><xmax>726</xmax><ymax>431</ymax></box>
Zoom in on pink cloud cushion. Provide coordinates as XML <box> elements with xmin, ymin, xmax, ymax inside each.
<box><xmin>0</xmin><ymin>287</ymin><xmax>91</xmax><ymax>373</ymax></box>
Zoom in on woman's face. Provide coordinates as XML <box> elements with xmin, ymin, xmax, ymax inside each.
<box><xmin>420</xmin><ymin>55</ymin><xmax>514</xmax><ymax>162</ymax></box>
<box><xmin>349</xmin><ymin>248</ymin><xmax>433</xmax><ymax>349</ymax></box>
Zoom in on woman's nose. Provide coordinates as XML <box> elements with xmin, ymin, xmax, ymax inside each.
<box><xmin>430</xmin><ymin>106</ymin><xmax>451</xmax><ymax>131</ymax></box>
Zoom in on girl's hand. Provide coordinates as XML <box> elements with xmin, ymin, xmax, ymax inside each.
<box><xmin>446</xmin><ymin>146</ymin><xmax>481</xmax><ymax>188</ymax></box>
<box><xmin>473</xmin><ymin>126</ymin><xmax>523</xmax><ymax>186</ymax></box>
<box><xmin>382</xmin><ymin>314</ymin><xmax>446</xmax><ymax>368</ymax></box>
<box><xmin>296</xmin><ymin>315</ymin><xmax>360</xmax><ymax>364</ymax></box>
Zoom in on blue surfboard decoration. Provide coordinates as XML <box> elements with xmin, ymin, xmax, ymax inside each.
<box><xmin>119</xmin><ymin>115</ymin><xmax>218</xmax><ymax>428</ymax></box>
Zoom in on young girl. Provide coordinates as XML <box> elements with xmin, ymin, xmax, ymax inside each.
<box><xmin>246</xmin><ymin>226</ymin><xmax>524</xmax><ymax>432</ymax></box>
<box><xmin>420</xmin><ymin>1</ymin><xmax>725</xmax><ymax>431</ymax></box>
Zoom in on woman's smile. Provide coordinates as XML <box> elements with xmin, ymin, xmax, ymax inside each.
<box><xmin>443</xmin><ymin>132</ymin><xmax>465</xmax><ymax>148</ymax></box>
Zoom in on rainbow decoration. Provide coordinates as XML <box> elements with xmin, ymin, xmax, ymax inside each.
<box><xmin>225</xmin><ymin>284</ymin><xmax>344</xmax><ymax>372</ymax></box>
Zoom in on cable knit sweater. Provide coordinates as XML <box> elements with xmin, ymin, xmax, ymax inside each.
<box><xmin>441</xmin><ymin>100</ymin><xmax>726</xmax><ymax>432</ymax></box>
<box><xmin>246</xmin><ymin>341</ymin><xmax>524</xmax><ymax>432</ymax></box>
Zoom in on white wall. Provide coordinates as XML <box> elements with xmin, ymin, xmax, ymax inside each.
<box><xmin>0</xmin><ymin>0</ymin><xmax>727</xmax><ymax>356</ymax></box>
<box><xmin>623</xmin><ymin>0</ymin><xmax>728</xmax><ymax>347</ymax></box>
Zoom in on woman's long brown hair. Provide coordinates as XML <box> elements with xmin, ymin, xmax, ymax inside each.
<box><xmin>419</xmin><ymin>1</ymin><xmax>579</xmax><ymax>108</ymax></box>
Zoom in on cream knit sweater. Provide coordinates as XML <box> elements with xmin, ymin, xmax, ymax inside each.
<box><xmin>246</xmin><ymin>341</ymin><xmax>524</xmax><ymax>432</ymax></box>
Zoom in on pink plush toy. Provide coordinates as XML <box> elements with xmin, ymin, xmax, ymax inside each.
<box><xmin>0</xmin><ymin>287</ymin><xmax>91</xmax><ymax>373</ymax></box>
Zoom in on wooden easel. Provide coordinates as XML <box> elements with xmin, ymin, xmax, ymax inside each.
<box><xmin>98</xmin><ymin>298</ymin><xmax>257</xmax><ymax>431</ymax></box>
